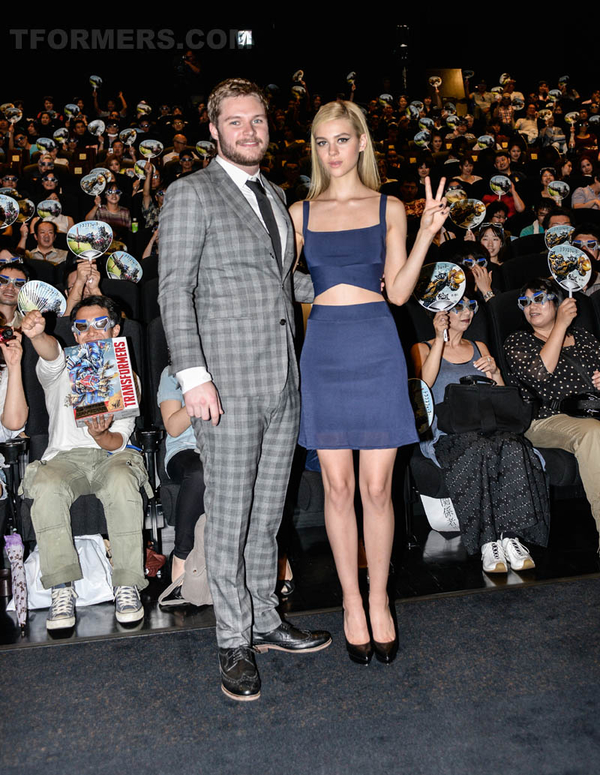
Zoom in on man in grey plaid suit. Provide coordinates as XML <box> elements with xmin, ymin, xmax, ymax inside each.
<box><xmin>159</xmin><ymin>78</ymin><xmax>330</xmax><ymax>701</ymax></box>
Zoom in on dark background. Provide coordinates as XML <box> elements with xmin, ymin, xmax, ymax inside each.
<box><xmin>2</xmin><ymin>16</ymin><xmax>599</xmax><ymax>114</ymax></box>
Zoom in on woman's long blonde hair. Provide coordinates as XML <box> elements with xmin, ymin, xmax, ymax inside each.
<box><xmin>307</xmin><ymin>101</ymin><xmax>380</xmax><ymax>200</ymax></box>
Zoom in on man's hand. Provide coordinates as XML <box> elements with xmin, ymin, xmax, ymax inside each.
<box><xmin>21</xmin><ymin>310</ymin><xmax>46</xmax><ymax>339</ymax></box>
<box><xmin>0</xmin><ymin>331</ymin><xmax>23</xmax><ymax>369</ymax></box>
<box><xmin>183</xmin><ymin>381</ymin><xmax>224</xmax><ymax>426</ymax></box>
<box><xmin>74</xmin><ymin>259</ymin><xmax>101</xmax><ymax>295</ymax></box>
<box><xmin>84</xmin><ymin>413</ymin><xmax>114</xmax><ymax>438</ymax></box>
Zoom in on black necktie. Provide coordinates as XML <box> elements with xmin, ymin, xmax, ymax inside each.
<box><xmin>245</xmin><ymin>179</ymin><xmax>282</xmax><ymax>264</ymax></box>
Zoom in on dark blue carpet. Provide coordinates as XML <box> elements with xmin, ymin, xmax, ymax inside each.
<box><xmin>2</xmin><ymin>578</ymin><xmax>600</xmax><ymax>775</ymax></box>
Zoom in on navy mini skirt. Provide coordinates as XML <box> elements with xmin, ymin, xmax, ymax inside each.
<box><xmin>298</xmin><ymin>302</ymin><xmax>418</xmax><ymax>450</ymax></box>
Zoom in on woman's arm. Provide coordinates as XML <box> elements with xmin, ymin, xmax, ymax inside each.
<box><xmin>538</xmin><ymin>298</ymin><xmax>577</xmax><ymax>373</ymax></box>
<box><xmin>475</xmin><ymin>341</ymin><xmax>504</xmax><ymax>384</ymax></box>
<box><xmin>142</xmin><ymin>161</ymin><xmax>154</xmax><ymax>210</ymax></box>
<box><xmin>410</xmin><ymin>311</ymin><xmax>448</xmax><ymax>387</ymax></box>
<box><xmin>86</xmin><ymin>195</ymin><xmax>101</xmax><ymax>220</ymax></box>
<box><xmin>385</xmin><ymin>178</ymin><xmax>450</xmax><ymax>306</ymax></box>
<box><xmin>510</xmin><ymin>181</ymin><xmax>526</xmax><ymax>213</ymax></box>
<box><xmin>289</xmin><ymin>200</ymin><xmax>315</xmax><ymax>303</ymax></box>
<box><xmin>160</xmin><ymin>398</ymin><xmax>192</xmax><ymax>438</ymax></box>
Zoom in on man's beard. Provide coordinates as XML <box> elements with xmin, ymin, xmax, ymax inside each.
<box><xmin>218</xmin><ymin>135</ymin><xmax>266</xmax><ymax>167</ymax></box>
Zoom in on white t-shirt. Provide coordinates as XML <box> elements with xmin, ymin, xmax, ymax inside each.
<box><xmin>36</xmin><ymin>348</ymin><xmax>136</xmax><ymax>461</ymax></box>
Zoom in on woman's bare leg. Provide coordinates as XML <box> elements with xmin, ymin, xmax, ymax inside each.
<box><xmin>318</xmin><ymin>448</ymin><xmax>369</xmax><ymax>645</ymax></box>
<box><xmin>359</xmin><ymin>448</ymin><xmax>398</xmax><ymax>643</ymax></box>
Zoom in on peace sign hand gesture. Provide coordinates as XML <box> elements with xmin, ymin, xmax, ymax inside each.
<box><xmin>420</xmin><ymin>177</ymin><xmax>450</xmax><ymax>236</ymax></box>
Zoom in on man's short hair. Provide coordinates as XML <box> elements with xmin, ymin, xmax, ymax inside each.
<box><xmin>495</xmin><ymin>150</ymin><xmax>509</xmax><ymax>160</ymax></box>
<box><xmin>0</xmin><ymin>261</ymin><xmax>28</xmax><ymax>280</ymax></box>
<box><xmin>70</xmin><ymin>295</ymin><xmax>121</xmax><ymax>325</ymax></box>
<box><xmin>543</xmin><ymin>206</ymin><xmax>572</xmax><ymax>230</ymax></box>
<box><xmin>572</xmin><ymin>223</ymin><xmax>600</xmax><ymax>241</ymax></box>
<box><xmin>486</xmin><ymin>200</ymin><xmax>510</xmax><ymax>218</ymax></box>
<box><xmin>34</xmin><ymin>219</ymin><xmax>57</xmax><ymax>237</ymax></box>
<box><xmin>207</xmin><ymin>78</ymin><xmax>268</xmax><ymax>126</ymax></box>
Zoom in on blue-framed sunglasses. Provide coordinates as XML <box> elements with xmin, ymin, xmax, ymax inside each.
<box><xmin>462</xmin><ymin>257</ymin><xmax>488</xmax><ymax>269</ymax></box>
<box><xmin>517</xmin><ymin>291</ymin><xmax>556</xmax><ymax>310</ymax></box>
<box><xmin>451</xmin><ymin>299</ymin><xmax>479</xmax><ymax>314</ymax></box>
<box><xmin>572</xmin><ymin>238</ymin><xmax>599</xmax><ymax>251</ymax></box>
<box><xmin>72</xmin><ymin>315</ymin><xmax>115</xmax><ymax>334</ymax></box>
<box><xmin>0</xmin><ymin>275</ymin><xmax>27</xmax><ymax>289</ymax></box>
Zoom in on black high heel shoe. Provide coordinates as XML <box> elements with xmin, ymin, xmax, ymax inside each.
<box><xmin>345</xmin><ymin>637</ymin><xmax>373</xmax><ymax>665</ymax></box>
<box><xmin>370</xmin><ymin>599</ymin><xmax>399</xmax><ymax>664</ymax></box>
<box><xmin>372</xmin><ymin>636</ymin><xmax>398</xmax><ymax>664</ymax></box>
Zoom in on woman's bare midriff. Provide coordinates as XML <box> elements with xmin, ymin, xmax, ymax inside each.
<box><xmin>313</xmin><ymin>284</ymin><xmax>384</xmax><ymax>305</ymax></box>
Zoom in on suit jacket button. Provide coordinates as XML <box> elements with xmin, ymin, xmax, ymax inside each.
<box><xmin>280</xmin><ymin>319</ymin><xmax>286</xmax><ymax>325</ymax></box>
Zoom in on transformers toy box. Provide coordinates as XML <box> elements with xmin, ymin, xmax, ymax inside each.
<box><xmin>64</xmin><ymin>337</ymin><xmax>139</xmax><ymax>427</ymax></box>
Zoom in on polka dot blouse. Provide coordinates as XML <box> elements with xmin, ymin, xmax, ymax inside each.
<box><xmin>504</xmin><ymin>327</ymin><xmax>600</xmax><ymax>418</ymax></box>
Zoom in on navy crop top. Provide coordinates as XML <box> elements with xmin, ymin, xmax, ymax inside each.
<box><xmin>302</xmin><ymin>195</ymin><xmax>387</xmax><ymax>297</ymax></box>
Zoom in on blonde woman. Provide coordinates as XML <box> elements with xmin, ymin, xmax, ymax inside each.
<box><xmin>290</xmin><ymin>101</ymin><xmax>448</xmax><ymax>665</ymax></box>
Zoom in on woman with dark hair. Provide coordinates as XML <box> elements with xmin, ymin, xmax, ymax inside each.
<box><xmin>505</xmin><ymin>278</ymin><xmax>600</xmax><ymax>546</ymax></box>
<box><xmin>289</xmin><ymin>100</ymin><xmax>448</xmax><ymax>664</ymax></box>
<box><xmin>539</xmin><ymin>166</ymin><xmax>556</xmax><ymax>201</ymax></box>
<box><xmin>411</xmin><ymin>298</ymin><xmax>549</xmax><ymax>574</ymax></box>
<box><xmin>85</xmin><ymin>183</ymin><xmax>132</xmax><ymax>239</ymax></box>
<box><xmin>453</xmin><ymin>153</ymin><xmax>483</xmax><ymax>198</ymax></box>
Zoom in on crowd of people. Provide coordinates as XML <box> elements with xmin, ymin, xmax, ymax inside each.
<box><xmin>1</xmin><ymin>67</ymin><xmax>600</xmax><ymax>699</ymax></box>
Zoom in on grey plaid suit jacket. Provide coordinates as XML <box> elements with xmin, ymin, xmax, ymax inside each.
<box><xmin>158</xmin><ymin>160</ymin><xmax>314</xmax><ymax>397</ymax></box>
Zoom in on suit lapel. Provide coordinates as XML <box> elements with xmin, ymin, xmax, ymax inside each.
<box><xmin>206</xmin><ymin>161</ymin><xmax>274</xmax><ymax>256</ymax></box>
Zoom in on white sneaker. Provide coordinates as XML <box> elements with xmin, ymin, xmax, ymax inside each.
<box><xmin>501</xmin><ymin>537</ymin><xmax>535</xmax><ymax>571</ymax></box>
<box><xmin>114</xmin><ymin>586</ymin><xmax>144</xmax><ymax>624</ymax></box>
<box><xmin>47</xmin><ymin>586</ymin><xmax>78</xmax><ymax>630</ymax></box>
<box><xmin>481</xmin><ymin>541</ymin><xmax>508</xmax><ymax>573</ymax></box>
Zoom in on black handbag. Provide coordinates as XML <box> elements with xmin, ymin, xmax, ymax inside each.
<box><xmin>436</xmin><ymin>375</ymin><xmax>533</xmax><ymax>435</ymax></box>
<box><xmin>553</xmin><ymin>352</ymin><xmax>600</xmax><ymax>419</ymax></box>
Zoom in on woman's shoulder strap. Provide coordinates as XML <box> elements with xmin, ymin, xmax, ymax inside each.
<box><xmin>302</xmin><ymin>200</ymin><xmax>310</xmax><ymax>238</ymax></box>
<box><xmin>379</xmin><ymin>193</ymin><xmax>387</xmax><ymax>227</ymax></box>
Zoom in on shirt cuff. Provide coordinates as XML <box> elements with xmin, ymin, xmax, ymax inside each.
<box><xmin>176</xmin><ymin>367</ymin><xmax>213</xmax><ymax>393</ymax></box>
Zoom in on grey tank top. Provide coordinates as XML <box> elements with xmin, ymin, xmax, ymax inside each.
<box><xmin>420</xmin><ymin>340</ymin><xmax>482</xmax><ymax>466</ymax></box>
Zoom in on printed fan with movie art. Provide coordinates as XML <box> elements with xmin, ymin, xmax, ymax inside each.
<box><xmin>18</xmin><ymin>280</ymin><xmax>67</xmax><ymax>317</ymax></box>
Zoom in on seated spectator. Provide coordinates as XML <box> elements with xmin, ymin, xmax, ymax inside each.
<box><xmin>19</xmin><ymin>220</ymin><xmax>68</xmax><ymax>265</ymax></box>
<box><xmin>453</xmin><ymin>154</ymin><xmax>483</xmax><ymax>194</ymax></box>
<box><xmin>85</xmin><ymin>184</ymin><xmax>132</xmax><ymax>240</ymax></box>
<box><xmin>0</xmin><ymin>261</ymin><xmax>28</xmax><ymax>327</ymax></box>
<box><xmin>520</xmin><ymin>201</ymin><xmax>553</xmax><ymax>236</ymax></box>
<box><xmin>21</xmin><ymin>296</ymin><xmax>150</xmax><ymax>631</ymax></box>
<box><xmin>572</xmin><ymin>168</ymin><xmax>600</xmax><ymax>211</ymax></box>
<box><xmin>158</xmin><ymin>364</ymin><xmax>206</xmax><ymax>585</ymax></box>
<box><xmin>543</xmin><ymin>206</ymin><xmax>573</xmax><ymax>230</ymax></box>
<box><xmin>1</xmin><ymin>172</ymin><xmax>19</xmax><ymax>191</ymax></box>
<box><xmin>504</xmin><ymin>279</ymin><xmax>600</xmax><ymax>548</ymax></box>
<box><xmin>482</xmin><ymin>152</ymin><xmax>526</xmax><ymax>216</ymax></box>
<box><xmin>540</xmin><ymin>114</ymin><xmax>567</xmax><ymax>153</ymax></box>
<box><xmin>0</xmin><ymin>315</ymin><xmax>28</xmax><ymax>487</ymax></box>
<box><xmin>135</xmin><ymin>162</ymin><xmax>164</xmax><ymax>230</ymax></box>
<box><xmin>485</xmin><ymin>201</ymin><xmax>513</xmax><ymax>238</ymax></box>
<box><xmin>515</xmin><ymin>104</ymin><xmax>539</xmax><ymax>145</ymax></box>
<box><xmin>29</xmin><ymin>192</ymin><xmax>75</xmax><ymax>235</ymax></box>
<box><xmin>411</xmin><ymin>299</ymin><xmax>549</xmax><ymax>574</ymax></box>
<box><xmin>162</xmin><ymin>134</ymin><xmax>191</xmax><ymax>165</ymax></box>
<box><xmin>538</xmin><ymin>167</ymin><xmax>556</xmax><ymax>203</ymax></box>
<box><xmin>571</xmin><ymin>224</ymin><xmax>600</xmax><ymax>295</ymax></box>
